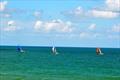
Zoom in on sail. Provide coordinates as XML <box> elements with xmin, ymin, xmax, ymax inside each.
<box><xmin>99</xmin><ymin>48</ymin><xmax>102</xmax><ymax>53</ymax></box>
<box><xmin>96</xmin><ymin>48</ymin><xmax>103</xmax><ymax>55</ymax></box>
<box><xmin>96</xmin><ymin>48</ymin><xmax>100</xmax><ymax>54</ymax></box>
<box><xmin>52</xmin><ymin>46</ymin><xmax>58</xmax><ymax>55</ymax></box>
<box><xmin>17</xmin><ymin>46</ymin><xmax>24</xmax><ymax>53</ymax></box>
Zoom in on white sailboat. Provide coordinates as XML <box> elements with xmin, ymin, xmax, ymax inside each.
<box><xmin>52</xmin><ymin>46</ymin><xmax>58</xmax><ymax>55</ymax></box>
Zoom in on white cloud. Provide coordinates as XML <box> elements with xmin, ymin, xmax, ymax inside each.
<box><xmin>64</xmin><ymin>6</ymin><xmax>119</xmax><ymax>19</ymax></box>
<box><xmin>3</xmin><ymin>20</ymin><xmax>20</xmax><ymax>32</ymax></box>
<box><xmin>106</xmin><ymin>0</ymin><xmax>120</xmax><ymax>11</ymax></box>
<box><xmin>8</xmin><ymin>20</ymin><xmax>15</xmax><ymax>26</ymax></box>
<box><xmin>90</xmin><ymin>0</ymin><xmax>120</xmax><ymax>18</ymax></box>
<box><xmin>89</xmin><ymin>0</ymin><xmax>120</xmax><ymax>18</ymax></box>
<box><xmin>0</xmin><ymin>1</ymin><xmax>7</xmax><ymax>11</ymax></box>
<box><xmin>88</xmin><ymin>23</ymin><xmax>96</xmax><ymax>30</ymax></box>
<box><xmin>34</xmin><ymin>19</ymin><xmax>73</xmax><ymax>33</ymax></box>
<box><xmin>90</xmin><ymin>9</ymin><xmax>119</xmax><ymax>18</ymax></box>
<box><xmin>63</xmin><ymin>6</ymin><xmax>85</xmax><ymax>18</ymax></box>
<box><xmin>34</xmin><ymin>20</ymin><xmax>43</xmax><ymax>30</ymax></box>
<box><xmin>73</xmin><ymin>6</ymin><xmax>83</xmax><ymax>16</ymax></box>
<box><xmin>44</xmin><ymin>19</ymin><xmax>72</xmax><ymax>32</ymax></box>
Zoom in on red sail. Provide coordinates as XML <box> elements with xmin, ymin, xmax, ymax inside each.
<box><xmin>96</xmin><ymin>48</ymin><xmax>100</xmax><ymax>55</ymax></box>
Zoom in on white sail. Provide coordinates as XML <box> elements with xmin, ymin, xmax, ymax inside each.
<box><xmin>20</xmin><ymin>48</ymin><xmax>24</xmax><ymax>53</ymax></box>
<box><xmin>52</xmin><ymin>46</ymin><xmax>55</xmax><ymax>53</ymax></box>
<box><xmin>17</xmin><ymin>46</ymin><xmax>24</xmax><ymax>53</ymax></box>
<box><xmin>52</xmin><ymin>46</ymin><xmax>58</xmax><ymax>55</ymax></box>
<box><xmin>99</xmin><ymin>48</ymin><xmax>102</xmax><ymax>53</ymax></box>
<box><xmin>99</xmin><ymin>48</ymin><xmax>104</xmax><ymax>55</ymax></box>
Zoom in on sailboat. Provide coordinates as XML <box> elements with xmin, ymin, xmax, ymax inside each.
<box><xmin>96</xmin><ymin>48</ymin><xmax>104</xmax><ymax>55</ymax></box>
<box><xmin>52</xmin><ymin>46</ymin><xmax>58</xmax><ymax>55</ymax></box>
<box><xmin>17</xmin><ymin>46</ymin><xmax>24</xmax><ymax>53</ymax></box>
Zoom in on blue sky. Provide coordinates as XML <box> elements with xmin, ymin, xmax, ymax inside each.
<box><xmin>0</xmin><ymin>0</ymin><xmax>120</xmax><ymax>48</ymax></box>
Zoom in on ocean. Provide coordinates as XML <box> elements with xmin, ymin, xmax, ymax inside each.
<box><xmin>0</xmin><ymin>46</ymin><xmax>120</xmax><ymax>80</ymax></box>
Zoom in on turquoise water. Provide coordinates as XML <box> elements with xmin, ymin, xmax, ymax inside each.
<box><xmin>0</xmin><ymin>46</ymin><xmax>120</xmax><ymax>80</ymax></box>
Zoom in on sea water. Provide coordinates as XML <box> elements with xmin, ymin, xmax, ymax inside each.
<box><xmin>0</xmin><ymin>46</ymin><xmax>120</xmax><ymax>80</ymax></box>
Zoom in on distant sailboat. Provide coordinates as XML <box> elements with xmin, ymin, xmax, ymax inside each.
<box><xmin>52</xmin><ymin>46</ymin><xmax>58</xmax><ymax>55</ymax></box>
<box><xmin>96</xmin><ymin>48</ymin><xmax>104</xmax><ymax>55</ymax></box>
<box><xmin>17</xmin><ymin>46</ymin><xmax>24</xmax><ymax>53</ymax></box>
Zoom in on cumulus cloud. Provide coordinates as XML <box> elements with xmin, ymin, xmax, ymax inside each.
<box><xmin>8</xmin><ymin>20</ymin><xmax>15</xmax><ymax>26</ymax></box>
<box><xmin>0</xmin><ymin>1</ymin><xmax>7</xmax><ymax>11</ymax></box>
<box><xmin>34</xmin><ymin>20</ymin><xmax>43</xmax><ymax>30</ymax></box>
<box><xmin>63</xmin><ymin>6</ymin><xmax>119</xmax><ymax>19</ymax></box>
<box><xmin>70</xmin><ymin>6</ymin><xmax>83</xmax><ymax>16</ymax></box>
<box><xmin>106</xmin><ymin>0</ymin><xmax>120</xmax><ymax>11</ymax></box>
<box><xmin>34</xmin><ymin>19</ymin><xmax>73</xmax><ymax>33</ymax></box>
<box><xmin>63</xmin><ymin>6</ymin><xmax>85</xmax><ymax>18</ymax></box>
<box><xmin>88</xmin><ymin>23</ymin><xmax>96</xmax><ymax>30</ymax></box>
<box><xmin>89</xmin><ymin>0</ymin><xmax>120</xmax><ymax>18</ymax></box>
<box><xmin>63</xmin><ymin>0</ymin><xmax>120</xmax><ymax>19</ymax></box>
<box><xmin>3</xmin><ymin>20</ymin><xmax>20</xmax><ymax>32</ymax></box>
<box><xmin>90</xmin><ymin>9</ymin><xmax>119</xmax><ymax>18</ymax></box>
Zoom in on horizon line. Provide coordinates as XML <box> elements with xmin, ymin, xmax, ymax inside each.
<box><xmin>0</xmin><ymin>45</ymin><xmax>120</xmax><ymax>49</ymax></box>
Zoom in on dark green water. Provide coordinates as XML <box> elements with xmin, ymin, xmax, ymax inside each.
<box><xmin>0</xmin><ymin>46</ymin><xmax>120</xmax><ymax>80</ymax></box>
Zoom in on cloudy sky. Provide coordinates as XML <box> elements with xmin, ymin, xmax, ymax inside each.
<box><xmin>0</xmin><ymin>0</ymin><xmax>120</xmax><ymax>48</ymax></box>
